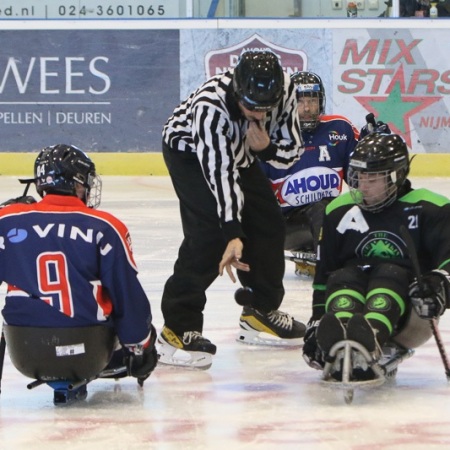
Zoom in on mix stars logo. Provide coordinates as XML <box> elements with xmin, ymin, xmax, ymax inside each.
<box><xmin>339</xmin><ymin>39</ymin><xmax>446</xmax><ymax>150</ymax></box>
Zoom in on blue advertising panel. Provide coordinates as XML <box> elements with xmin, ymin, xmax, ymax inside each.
<box><xmin>0</xmin><ymin>29</ymin><xmax>180</xmax><ymax>152</ymax></box>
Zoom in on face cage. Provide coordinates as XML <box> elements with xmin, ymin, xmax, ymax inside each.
<box><xmin>299</xmin><ymin>118</ymin><xmax>320</xmax><ymax>132</ymax></box>
<box><xmin>348</xmin><ymin>169</ymin><xmax>398</xmax><ymax>213</ymax></box>
<box><xmin>86</xmin><ymin>174</ymin><xmax>102</xmax><ymax>209</ymax></box>
<box><xmin>297</xmin><ymin>92</ymin><xmax>321</xmax><ymax>132</ymax></box>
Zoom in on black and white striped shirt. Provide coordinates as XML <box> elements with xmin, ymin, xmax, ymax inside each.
<box><xmin>163</xmin><ymin>70</ymin><xmax>303</xmax><ymax>229</ymax></box>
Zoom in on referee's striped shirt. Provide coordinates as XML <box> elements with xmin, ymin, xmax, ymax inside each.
<box><xmin>163</xmin><ymin>70</ymin><xmax>303</xmax><ymax>229</ymax></box>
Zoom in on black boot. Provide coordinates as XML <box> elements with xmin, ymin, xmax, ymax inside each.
<box><xmin>346</xmin><ymin>314</ymin><xmax>380</xmax><ymax>381</ymax></box>
<box><xmin>316</xmin><ymin>312</ymin><xmax>346</xmax><ymax>361</ymax></box>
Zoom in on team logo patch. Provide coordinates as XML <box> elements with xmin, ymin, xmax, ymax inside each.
<box><xmin>331</xmin><ymin>295</ymin><xmax>355</xmax><ymax>311</ymax></box>
<box><xmin>281</xmin><ymin>167</ymin><xmax>342</xmax><ymax>207</ymax></box>
<box><xmin>356</xmin><ymin>231</ymin><xmax>404</xmax><ymax>259</ymax></box>
<box><xmin>7</xmin><ymin>228</ymin><xmax>28</xmax><ymax>243</ymax></box>
<box><xmin>368</xmin><ymin>295</ymin><xmax>391</xmax><ymax>312</ymax></box>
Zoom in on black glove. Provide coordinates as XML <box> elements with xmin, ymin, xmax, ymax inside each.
<box><xmin>409</xmin><ymin>270</ymin><xmax>450</xmax><ymax>319</ymax></box>
<box><xmin>302</xmin><ymin>319</ymin><xmax>324</xmax><ymax>370</ymax></box>
<box><xmin>128</xmin><ymin>325</ymin><xmax>158</xmax><ymax>381</ymax></box>
<box><xmin>359</xmin><ymin>120</ymin><xmax>392</xmax><ymax>139</ymax></box>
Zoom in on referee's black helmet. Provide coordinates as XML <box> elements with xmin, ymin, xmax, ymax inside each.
<box><xmin>233</xmin><ymin>50</ymin><xmax>284</xmax><ymax>112</ymax></box>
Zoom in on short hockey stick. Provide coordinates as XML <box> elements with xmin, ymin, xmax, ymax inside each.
<box><xmin>400</xmin><ymin>225</ymin><xmax>450</xmax><ymax>380</ymax></box>
<box><xmin>365</xmin><ymin>113</ymin><xmax>376</xmax><ymax>133</ymax></box>
<box><xmin>0</xmin><ymin>329</ymin><xmax>6</xmax><ymax>395</ymax></box>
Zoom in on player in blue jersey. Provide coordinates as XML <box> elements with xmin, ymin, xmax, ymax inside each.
<box><xmin>260</xmin><ymin>71</ymin><xmax>359</xmax><ymax>277</ymax></box>
<box><xmin>0</xmin><ymin>145</ymin><xmax>157</xmax><ymax>389</ymax></box>
<box><xmin>260</xmin><ymin>71</ymin><xmax>389</xmax><ymax>277</ymax></box>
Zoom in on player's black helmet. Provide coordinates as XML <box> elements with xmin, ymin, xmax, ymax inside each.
<box><xmin>34</xmin><ymin>144</ymin><xmax>102</xmax><ymax>208</ymax></box>
<box><xmin>233</xmin><ymin>50</ymin><xmax>284</xmax><ymax>112</ymax></box>
<box><xmin>347</xmin><ymin>133</ymin><xmax>409</xmax><ymax>213</ymax></box>
<box><xmin>291</xmin><ymin>71</ymin><xmax>326</xmax><ymax>132</ymax></box>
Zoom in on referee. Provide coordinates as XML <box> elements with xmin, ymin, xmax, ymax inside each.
<box><xmin>158</xmin><ymin>50</ymin><xmax>306</xmax><ymax>369</ymax></box>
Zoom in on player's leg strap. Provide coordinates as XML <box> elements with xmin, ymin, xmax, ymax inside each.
<box><xmin>324</xmin><ymin>267</ymin><xmax>368</xmax><ymax>321</ymax></box>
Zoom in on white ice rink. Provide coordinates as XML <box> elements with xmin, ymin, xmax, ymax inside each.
<box><xmin>1</xmin><ymin>175</ymin><xmax>450</xmax><ymax>450</ymax></box>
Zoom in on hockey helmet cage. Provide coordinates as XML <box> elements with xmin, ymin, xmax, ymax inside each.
<box><xmin>291</xmin><ymin>71</ymin><xmax>326</xmax><ymax>132</ymax></box>
<box><xmin>348</xmin><ymin>133</ymin><xmax>409</xmax><ymax>212</ymax></box>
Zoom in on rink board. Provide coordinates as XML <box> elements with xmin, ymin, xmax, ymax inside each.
<box><xmin>0</xmin><ymin>152</ymin><xmax>449</xmax><ymax>177</ymax></box>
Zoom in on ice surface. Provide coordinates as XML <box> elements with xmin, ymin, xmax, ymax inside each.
<box><xmin>1</xmin><ymin>176</ymin><xmax>450</xmax><ymax>449</ymax></box>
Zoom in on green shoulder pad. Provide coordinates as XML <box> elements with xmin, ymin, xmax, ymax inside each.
<box><xmin>399</xmin><ymin>188</ymin><xmax>450</xmax><ymax>207</ymax></box>
<box><xmin>325</xmin><ymin>192</ymin><xmax>355</xmax><ymax>215</ymax></box>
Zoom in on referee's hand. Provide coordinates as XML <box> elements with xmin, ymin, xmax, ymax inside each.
<box><xmin>246</xmin><ymin>120</ymin><xmax>270</xmax><ymax>151</ymax></box>
<box><xmin>219</xmin><ymin>238</ymin><xmax>250</xmax><ymax>283</ymax></box>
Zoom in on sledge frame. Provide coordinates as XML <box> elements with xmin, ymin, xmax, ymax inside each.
<box><xmin>321</xmin><ymin>339</ymin><xmax>415</xmax><ymax>404</ymax></box>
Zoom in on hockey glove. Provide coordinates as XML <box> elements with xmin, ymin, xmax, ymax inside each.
<box><xmin>359</xmin><ymin>121</ymin><xmax>392</xmax><ymax>139</ymax></box>
<box><xmin>409</xmin><ymin>270</ymin><xmax>450</xmax><ymax>319</ymax></box>
<box><xmin>302</xmin><ymin>319</ymin><xmax>324</xmax><ymax>370</ymax></box>
<box><xmin>128</xmin><ymin>325</ymin><xmax>158</xmax><ymax>381</ymax></box>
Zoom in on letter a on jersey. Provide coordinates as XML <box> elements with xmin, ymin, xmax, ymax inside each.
<box><xmin>318</xmin><ymin>145</ymin><xmax>331</xmax><ymax>162</ymax></box>
<box><xmin>336</xmin><ymin>205</ymin><xmax>369</xmax><ymax>234</ymax></box>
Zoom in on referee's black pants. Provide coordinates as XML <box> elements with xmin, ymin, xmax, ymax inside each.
<box><xmin>161</xmin><ymin>143</ymin><xmax>286</xmax><ymax>335</ymax></box>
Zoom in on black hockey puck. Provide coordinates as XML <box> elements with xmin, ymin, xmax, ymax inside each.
<box><xmin>234</xmin><ymin>287</ymin><xmax>253</xmax><ymax>306</ymax></box>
